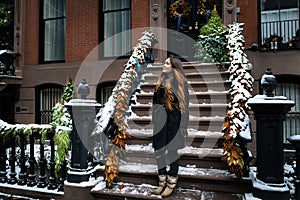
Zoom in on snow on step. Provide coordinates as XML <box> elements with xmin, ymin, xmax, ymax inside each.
<box><xmin>127</xmin><ymin>128</ymin><xmax>222</xmax><ymax>138</ymax></box>
<box><xmin>96</xmin><ymin>162</ymin><xmax>231</xmax><ymax>179</ymax></box>
<box><xmin>91</xmin><ymin>180</ymin><xmax>203</xmax><ymax>199</ymax></box>
<box><xmin>125</xmin><ymin>144</ymin><xmax>223</xmax><ymax>158</ymax></box>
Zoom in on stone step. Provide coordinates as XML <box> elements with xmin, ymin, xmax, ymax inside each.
<box><xmin>127</xmin><ymin>129</ymin><xmax>224</xmax><ymax>148</ymax></box>
<box><xmin>95</xmin><ymin>163</ymin><xmax>251</xmax><ymax>194</ymax></box>
<box><xmin>144</xmin><ymin>71</ymin><xmax>230</xmax><ymax>84</ymax></box>
<box><xmin>128</xmin><ymin>116</ymin><xmax>224</xmax><ymax>132</ymax></box>
<box><xmin>140</xmin><ymin>81</ymin><xmax>231</xmax><ymax>93</ymax></box>
<box><xmin>146</xmin><ymin>62</ymin><xmax>229</xmax><ymax>74</ymax></box>
<box><xmin>126</xmin><ymin>128</ymin><xmax>224</xmax><ymax>148</ymax></box>
<box><xmin>135</xmin><ymin>91</ymin><xmax>229</xmax><ymax>104</ymax></box>
<box><xmin>131</xmin><ymin>103</ymin><xmax>228</xmax><ymax>117</ymax></box>
<box><xmin>122</xmin><ymin>144</ymin><xmax>227</xmax><ymax>169</ymax></box>
<box><xmin>91</xmin><ymin>180</ymin><xmax>245</xmax><ymax>200</ymax></box>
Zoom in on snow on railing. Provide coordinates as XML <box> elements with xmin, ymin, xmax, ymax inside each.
<box><xmin>92</xmin><ymin>30</ymin><xmax>158</xmax><ymax>188</ymax></box>
<box><xmin>222</xmin><ymin>23</ymin><xmax>254</xmax><ymax>178</ymax></box>
<box><xmin>0</xmin><ymin>119</ymin><xmax>70</xmax><ymax>192</ymax></box>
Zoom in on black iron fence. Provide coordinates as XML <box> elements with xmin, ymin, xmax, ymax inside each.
<box><xmin>0</xmin><ymin>130</ymin><xmax>67</xmax><ymax>192</ymax></box>
<box><xmin>261</xmin><ymin>19</ymin><xmax>300</xmax><ymax>50</ymax></box>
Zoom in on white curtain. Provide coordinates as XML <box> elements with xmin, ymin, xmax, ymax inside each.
<box><xmin>44</xmin><ymin>0</ymin><xmax>66</xmax><ymax>61</ymax></box>
<box><xmin>103</xmin><ymin>0</ymin><xmax>131</xmax><ymax>57</ymax></box>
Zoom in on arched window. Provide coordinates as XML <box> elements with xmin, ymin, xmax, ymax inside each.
<box><xmin>96</xmin><ymin>81</ymin><xmax>116</xmax><ymax>106</ymax></box>
<box><xmin>36</xmin><ymin>84</ymin><xmax>63</xmax><ymax>124</ymax></box>
<box><xmin>275</xmin><ymin>76</ymin><xmax>300</xmax><ymax>143</ymax></box>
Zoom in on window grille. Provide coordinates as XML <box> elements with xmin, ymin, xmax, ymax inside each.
<box><xmin>275</xmin><ymin>82</ymin><xmax>300</xmax><ymax>143</ymax></box>
<box><xmin>36</xmin><ymin>85</ymin><xmax>63</xmax><ymax>124</ymax></box>
<box><xmin>96</xmin><ymin>82</ymin><xmax>115</xmax><ymax>106</ymax></box>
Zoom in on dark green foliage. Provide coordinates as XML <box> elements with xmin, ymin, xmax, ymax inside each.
<box><xmin>194</xmin><ymin>6</ymin><xmax>228</xmax><ymax>64</ymax></box>
<box><xmin>61</xmin><ymin>79</ymin><xmax>75</xmax><ymax>102</ymax></box>
<box><xmin>199</xmin><ymin>6</ymin><xmax>226</xmax><ymax>36</ymax></box>
<box><xmin>194</xmin><ymin>32</ymin><xmax>228</xmax><ymax>64</ymax></box>
<box><xmin>0</xmin><ymin>2</ymin><xmax>14</xmax><ymax>50</ymax></box>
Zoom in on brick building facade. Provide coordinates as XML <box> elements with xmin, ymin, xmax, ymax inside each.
<box><xmin>7</xmin><ymin>0</ymin><xmax>299</xmax><ymax>141</ymax></box>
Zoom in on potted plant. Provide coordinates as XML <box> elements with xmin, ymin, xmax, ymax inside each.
<box><xmin>264</xmin><ymin>34</ymin><xmax>283</xmax><ymax>50</ymax></box>
<box><xmin>194</xmin><ymin>5</ymin><xmax>228</xmax><ymax>64</ymax></box>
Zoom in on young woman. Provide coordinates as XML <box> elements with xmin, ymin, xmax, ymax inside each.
<box><xmin>152</xmin><ymin>55</ymin><xmax>189</xmax><ymax>198</ymax></box>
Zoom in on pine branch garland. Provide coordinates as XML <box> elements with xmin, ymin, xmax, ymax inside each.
<box><xmin>222</xmin><ymin>23</ymin><xmax>254</xmax><ymax>178</ymax></box>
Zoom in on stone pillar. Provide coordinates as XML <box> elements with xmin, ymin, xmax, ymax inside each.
<box><xmin>247</xmin><ymin>69</ymin><xmax>294</xmax><ymax>200</ymax></box>
<box><xmin>287</xmin><ymin>136</ymin><xmax>300</xmax><ymax>200</ymax></box>
<box><xmin>150</xmin><ymin>0</ymin><xmax>167</xmax><ymax>63</ymax></box>
<box><xmin>223</xmin><ymin>0</ymin><xmax>237</xmax><ymax>26</ymax></box>
<box><xmin>65</xmin><ymin>80</ymin><xmax>101</xmax><ymax>183</ymax></box>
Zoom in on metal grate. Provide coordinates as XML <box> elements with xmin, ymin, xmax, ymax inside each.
<box><xmin>275</xmin><ymin>82</ymin><xmax>300</xmax><ymax>143</ymax></box>
<box><xmin>38</xmin><ymin>87</ymin><xmax>63</xmax><ymax>124</ymax></box>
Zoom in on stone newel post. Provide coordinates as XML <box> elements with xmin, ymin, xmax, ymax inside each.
<box><xmin>247</xmin><ymin>68</ymin><xmax>294</xmax><ymax>200</ymax></box>
<box><xmin>65</xmin><ymin>80</ymin><xmax>101</xmax><ymax>183</ymax></box>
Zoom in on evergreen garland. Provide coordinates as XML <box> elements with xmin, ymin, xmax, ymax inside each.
<box><xmin>222</xmin><ymin>23</ymin><xmax>254</xmax><ymax>178</ymax></box>
<box><xmin>95</xmin><ymin>31</ymin><xmax>158</xmax><ymax>189</ymax></box>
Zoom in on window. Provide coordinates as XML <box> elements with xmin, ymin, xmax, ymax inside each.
<box><xmin>275</xmin><ymin>80</ymin><xmax>300</xmax><ymax>143</ymax></box>
<box><xmin>40</xmin><ymin>0</ymin><xmax>66</xmax><ymax>62</ymax></box>
<box><xmin>100</xmin><ymin>0</ymin><xmax>131</xmax><ymax>58</ymax></box>
<box><xmin>260</xmin><ymin>0</ymin><xmax>299</xmax><ymax>47</ymax></box>
<box><xmin>36</xmin><ymin>84</ymin><xmax>63</xmax><ymax>124</ymax></box>
<box><xmin>96</xmin><ymin>82</ymin><xmax>116</xmax><ymax>106</ymax></box>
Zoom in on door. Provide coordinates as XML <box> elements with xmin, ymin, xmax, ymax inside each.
<box><xmin>167</xmin><ymin>0</ymin><xmax>223</xmax><ymax>61</ymax></box>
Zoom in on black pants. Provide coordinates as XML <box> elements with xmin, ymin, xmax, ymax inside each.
<box><xmin>155</xmin><ymin>149</ymin><xmax>179</xmax><ymax>177</ymax></box>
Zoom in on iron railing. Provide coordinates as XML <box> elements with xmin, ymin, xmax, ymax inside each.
<box><xmin>261</xmin><ymin>18</ymin><xmax>300</xmax><ymax>49</ymax></box>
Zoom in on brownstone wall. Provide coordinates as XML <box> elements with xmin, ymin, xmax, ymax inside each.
<box><xmin>66</xmin><ymin>0</ymin><xmax>99</xmax><ymax>62</ymax></box>
<box><xmin>24</xmin><ymin>0</ymin><xmax>39</xmax><ymax>65</ymax></box>
<box><xmin>237</xmin><ymin>0</ymin><xmax>258</xmax><ymax>48</ymax></box>
<box><xmin>131</xmin><ymin>0</ymin><xmax>151</xmax><ymax>46</ymax></box>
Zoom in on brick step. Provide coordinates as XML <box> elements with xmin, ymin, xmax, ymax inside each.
<box><xmin>131</xmin><ymin>103</ymin><xmax>228</xmax><ymax>117</ymax></box>
<box><xmin>144</xmin><ymin>71</ymin><xmax>230</xmax><ymax>83</ymax></box>
<box><xmin>95</xmin><ymin>163</ymin><xmax>251</xmax><ymax>194</ymax></box>
<box><xmin>122</xmin><ymin>145</ymin><xmax>226</xmax><ymax>169</ymax></box>
<box><xmin>135</xmin><ymin>91</ymin><xmax>229</xmax><ymax>104</ymax></box>
<box><xmin>91</xmin><ymin>180</ymin><xmax>244</xmax><ymax>200</ymax></box>
<box><xmin>140</xmin><ymin>81</ymin><xmax>231</xmax><ymax>93</ymax></box>
<box><xmin>128</xmin><ymin>116</ymin><xmax>224</xmax><ymax>132</ymax></box>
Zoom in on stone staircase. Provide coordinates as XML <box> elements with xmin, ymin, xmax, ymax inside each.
<box><xmin>92</xmin><ymin>62</ymin><xmax>251</xmax><ymax>199</ymax></box>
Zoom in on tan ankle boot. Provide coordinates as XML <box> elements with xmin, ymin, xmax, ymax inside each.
<box><xmin>161</xmin><ymin>175</ymin><xmax>178</xmax><ymax>198</ymax></box>
<box><xmin>152</xmin><ymin>175</ymin><xmax>167</xmax><ymax>195</ymax></box>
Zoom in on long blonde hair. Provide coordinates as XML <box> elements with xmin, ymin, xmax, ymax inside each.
<box><xmin>155</xmin><ymin>55</ymin><xmax>187</xmax><ymax>113</ymax></box>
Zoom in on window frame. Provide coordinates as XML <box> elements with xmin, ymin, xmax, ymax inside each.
<box><xmin>99</xmin><ymin>0</ymin><xmax>132</xmax><ymax>60</ymax></box>
<box><xmin>258</xmin><ymin>0</ymin><xmax>300</xmax><ymax>49</ymax></box>
<box><xmin>39</xmin><ymin>0</ymin><xmax>66</xmax><ymax>64</ymax></box>
<box><xmin>96</xmin><ymin>81</ymin><xmax>116</xmax><ymax>106</ymax></box>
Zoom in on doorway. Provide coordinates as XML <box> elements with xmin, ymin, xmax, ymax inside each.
<box><xmin>167</xmin><ymin>0</ymin><xmax>223</xmax><ymax>60</ymax></box>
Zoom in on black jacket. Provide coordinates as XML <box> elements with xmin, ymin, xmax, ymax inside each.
<box><xmin>152</xmin><ymin>76</ymin><xmax>189</xmax><ymax>151</ymax></box>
